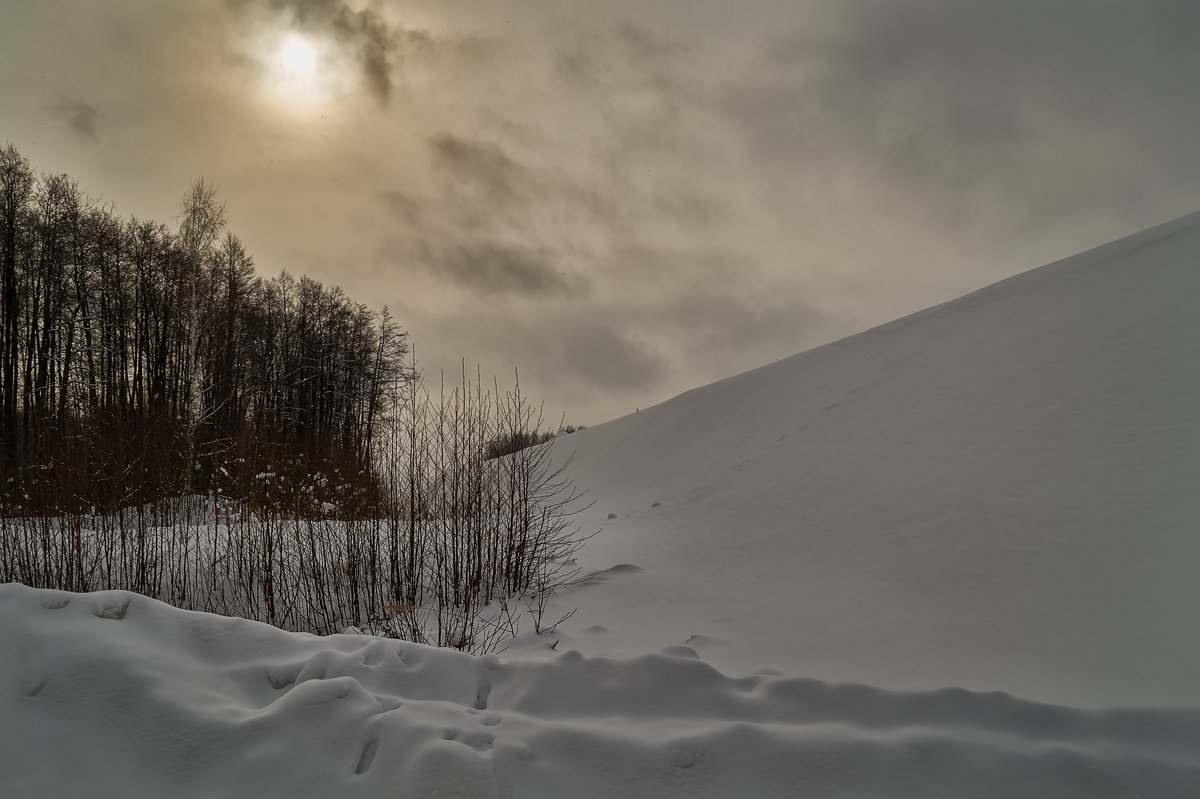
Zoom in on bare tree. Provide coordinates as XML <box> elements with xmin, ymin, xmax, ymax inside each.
<box><xmin>0</xmin><ymin>144</ymin><xmax>33</xmax><ymax>476</ymax></box>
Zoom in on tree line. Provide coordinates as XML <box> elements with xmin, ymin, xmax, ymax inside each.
<box><xmin>0</xmin><ymin>143</ymin><xmax>590</xmax><ymax>652</ymax></box>
<box><xmin>0</xmin><ymin>144</ymin><xmax>407</xmax><ymax>515</ymax></box>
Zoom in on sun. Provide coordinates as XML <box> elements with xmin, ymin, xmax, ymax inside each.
<box><xmin>278</xmin><ymin>35</ymin><xmax>317</xmax><ymax>77</ymax></box>
<box><xmin>264</xmin><ymin>32</ymin><xmax>330</xmax><ymax>110</ymax></box>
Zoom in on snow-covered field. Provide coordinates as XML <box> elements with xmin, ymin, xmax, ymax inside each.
<box><xmin>5</xmin><ymin>211</ymin><xmax>1200</xmax><ymax>796</ymax></box>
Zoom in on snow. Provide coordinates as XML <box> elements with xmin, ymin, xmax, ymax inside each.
<box><xmin>527</xmin><ymin>208</ymin><xmax>1200</xmax><ymax>710</ymax></box>
<box><xmin>4</xmin><ymin>585</ymin><xmax>1199</xmax><ymax>797</ymax></box>
<box><xmin>4</xmin><ymin>211</ymin><xmax>1200</xmax><ymax>795</ymax></box>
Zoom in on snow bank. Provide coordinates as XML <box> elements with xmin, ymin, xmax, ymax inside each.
<box><xmin>3</xmin><ymin>584</ymin><xmax>1198</xmax><ymax>798</ymax></box>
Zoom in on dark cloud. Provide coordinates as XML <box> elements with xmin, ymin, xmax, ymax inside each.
<box><xmin>50</xmin><ymin>97</ymin><xmax>100</xmax><ymax>139</ymax></box>
<box><xmin>377</xmin><ymin>134</ymin><xmax>590</xmax><ymax>297</ymax></box>
<box><xmin>422</xmin><ymin>241</ymin><xmax>575</xmax><ymax>296</ymax></box>
<box><xmin>430</xmin><ymin>133</ymin><xmax>527</xmax><ymax>207</ymax></box>
<box><xmin>727</xmin><ymin>0</ymin><xmax>1200</xmax><ymax>232</ymax></box>
<box><xmin>334</xmin><ymin>7</ymin><xmax>396</xmax><ymax>102</ymax></box>
<box><xmin>598</xmin><ymin>242</ymin><xmax>829</xmax><ymax>379</ymax></box>
<box><xmin>549</xmin><ymin>321</ymin><xmax>666</xmax><ymax>394</ymax></box>
<box><xmin>451</xmin><ymin>310</ymin><xmax>668</xmax><ymax>397</ymax></box>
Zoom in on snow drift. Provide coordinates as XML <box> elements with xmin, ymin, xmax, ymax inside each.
<box><xmin>4</xmin><ymin>211</ymin><xmax>1200</xmax><ymax>796</ymax></box>
<box><xmin>3</xmin><ymin>584</ymin><xmax>1199</xmax><ymax>798</ymax></box>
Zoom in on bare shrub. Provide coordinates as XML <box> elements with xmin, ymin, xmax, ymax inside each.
<box><xmin>0</xmin><ymin>363</ymin><xmax>592</xmax><ymax>654</ymax></box>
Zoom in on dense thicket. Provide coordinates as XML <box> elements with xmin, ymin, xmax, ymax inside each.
<box><xmin>0</xmin><ymin>144</ymin><xmax>407</xmax><ymax>514</ymax></box>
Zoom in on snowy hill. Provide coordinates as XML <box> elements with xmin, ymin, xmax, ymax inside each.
<box><xmin>4</xmin><ymin>212</ymin><xmax>1200</xmax><ymax>796</ymax></box>
<box><xmin>534</xmin><ymin>209</ymin><xmax>1200</xmax><ymax>710</ymax></box>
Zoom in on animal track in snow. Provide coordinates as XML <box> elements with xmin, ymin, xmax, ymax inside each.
<box><xmin>266</xmin><ymin>664</ymin><xmax>301</xmax><ymax>690</ymax></box>
<box><xmin>360</xmin><ymin>641</ymin><xmax>389</xmax><ymax>668</ymax></box>
<box><xmin>353</xmin><ymin>737</ymin><xmax>378</xmax><ymax>775</ymax></box>
<box><xmin>92</xmin><ymin>598</ymin><xmax>129</xmax><ymax>620</ymax></box>
<box><xmin>441</xmin><ymin>728</ymin><xmax>494</xmax><ymax>752</ymax></box>
<box><xmin>474</xmin><ymin>681</ymin><xmax>491</xmax><ymax>710</ymax></box>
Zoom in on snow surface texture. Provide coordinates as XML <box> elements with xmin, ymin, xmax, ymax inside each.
<box><xmin>525</xmin><ymin>210</ymin><xmax>1200</xmax><ymax>710</ymax></box>
<box><xmin>4</xmin><ymin>212</ymin><xmax>1200</xmax><ymax>796</ymax></box>
<box><xmin>3</xmin><ymin>584</ymin><xmax>1199</xmax><ymax>798</ymax></box>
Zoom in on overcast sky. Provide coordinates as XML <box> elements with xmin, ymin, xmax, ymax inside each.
<box><xmin>3</xmin><ymin>1</ymin><xmax>1199</xmax><ymax>425</ymax></box>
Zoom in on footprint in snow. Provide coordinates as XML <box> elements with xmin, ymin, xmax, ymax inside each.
<box><xmin>442</xmin><ymin>728</ymin><xmax>494</xmax><ymax>752</ymax></box>
<box><xmin>354</xmin><ymin>738</ymin><xmax>379</xmax><ymax>775</ymax></box>
<box><xmin>92</xmin><ymin>598</ymin><xmax>130</xmax><ymax>620</ymax></box>
<box><xmin>474</xmin><ymin>682</ymin><xmax>491</xmax><ymax>711</ymax></box>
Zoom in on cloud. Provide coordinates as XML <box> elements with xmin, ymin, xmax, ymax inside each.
<box><xmin>375</xmin><ymin>132</ymin><xmax>605</xmax><ymax>297</ymax></box>
<box><xmin>233</xmin><ymin>0</ymin><xmax>406</xmax><ymax>102</ymax></box>
<box><xmin>50</xmin><ymin>97</ymin><xmax>100</xmax><ymax>139</ymax></box>
<box><xmin>411</xmin><ymin>305</ymin><xmax>669</xmax><ymax>402</ymax></box>
<box><xmin>554</xmin><ymin>326</ymin><xmax>665</xmax><ymax>395</ymax></box>
<box><xmin>423</xmin><ymin>241</ymin><xmax>575</xmax><ymax>296</ymax></box>
<box><xmin>430</xmin><ymin>133</ymin><xmax>527</xmax><ymax>208</ymax></box>
<box><xmin>725</xmin><ymin>0</ymin><xmax>1200</xmax><ymax>233</ymax></box>
<box><xmin>611</xmin><ymin>22</ymin><xmax>682</xmax><ymax>63</ymax></box>
<box><xmin>326</xmin><ymin>4</ymin><xmax>397</xmax><ymax>103</ymax></box>
<box><xmin>15</xmin><ymin>0</ymin><xmax>1200</xmax><ymax>427</ymax></box>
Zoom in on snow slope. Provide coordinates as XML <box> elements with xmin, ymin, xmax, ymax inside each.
<box><xmin>4</xmin><ymin>211</ymin><xmax>1200</xmax><ymax>796</ymax></box>
<box><xmin>532</xmin><ymin>210</ymin><xmax>1200</xmax><ymax>710</ymax></box>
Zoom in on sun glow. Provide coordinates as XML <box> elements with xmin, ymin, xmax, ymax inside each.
<box><xmin>265</xmin><ymin>32</ymin><xmax>328</xmax><ymax>110</ymax></box>
<box><xmin>278</xmin><ymin>35</ymin><xmax>316</xmax><ymax>77</ymax></box>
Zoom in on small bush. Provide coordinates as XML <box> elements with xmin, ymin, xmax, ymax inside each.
<box><xmin>484</xmin><ymin>429</ymin><xmax>555</xmax><ymax>460</ymax></box>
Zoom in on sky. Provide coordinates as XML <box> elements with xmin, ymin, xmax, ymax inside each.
<box><xmin>3</xmin><ymin>1</ymin><xmax>1199</xmax><ymax>425</ymax></box>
